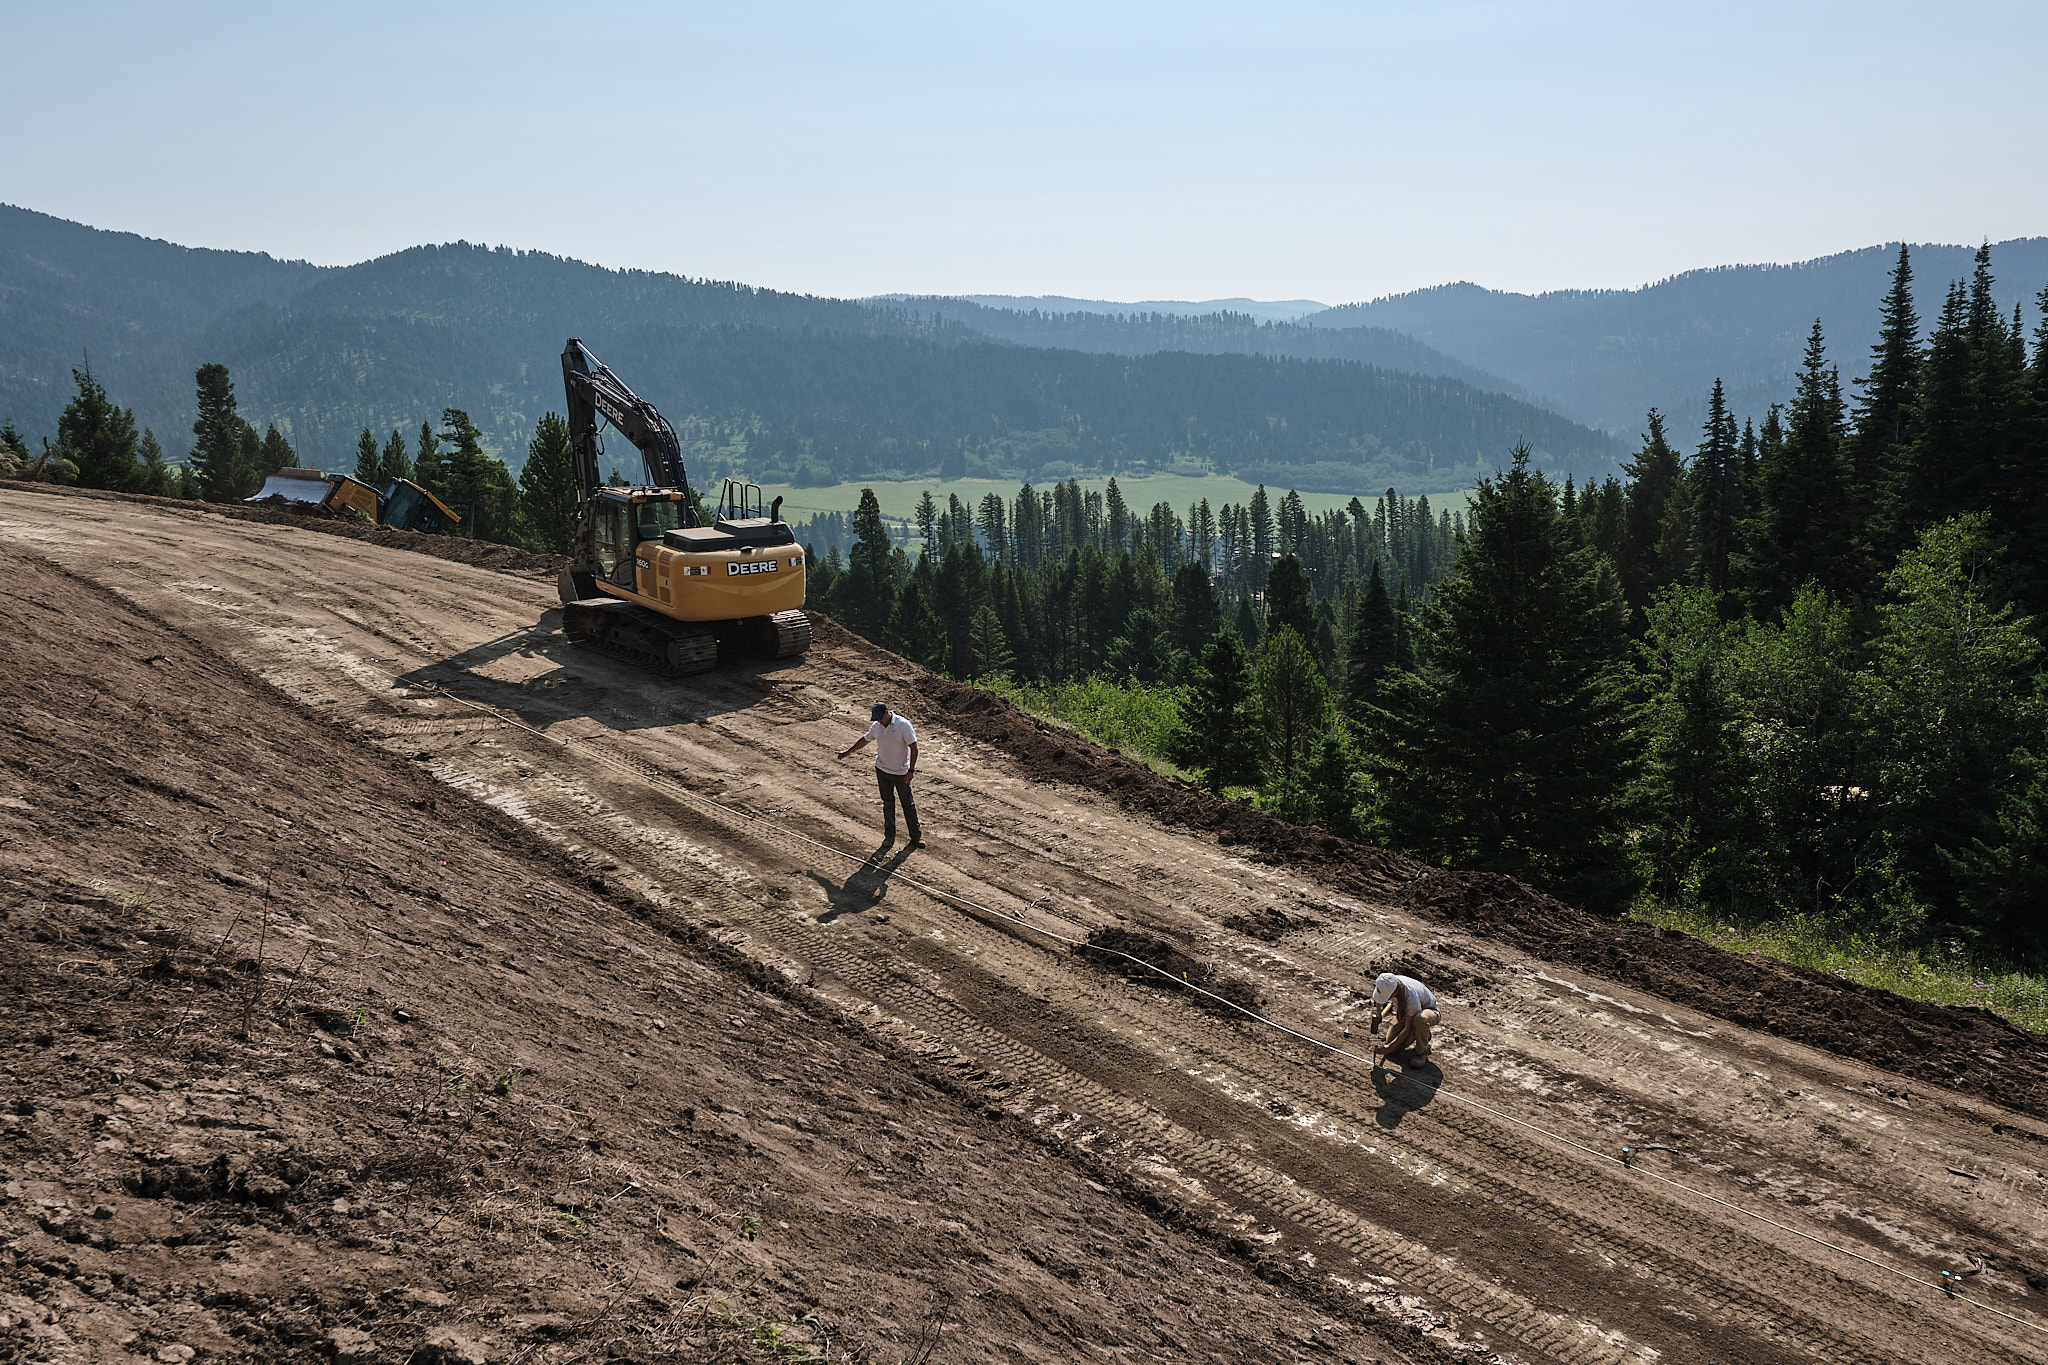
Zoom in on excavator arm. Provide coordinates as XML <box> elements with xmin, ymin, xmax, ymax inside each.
<box><xmin>560</xmin><ymin>338</ymin><xmax>699</xmax><ymax>523</ymax></box>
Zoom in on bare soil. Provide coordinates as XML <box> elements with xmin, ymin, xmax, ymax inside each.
<box><xmin>2</xmin><ymin>483</ymin><xmax>2045</xmax><ymax>1365</ymax></box>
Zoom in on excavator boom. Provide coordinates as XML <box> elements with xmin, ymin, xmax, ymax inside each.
<box><xmin>560</xmin><ymin>339</ymin><xmax>695</xmax><ymax>513</ymax></box>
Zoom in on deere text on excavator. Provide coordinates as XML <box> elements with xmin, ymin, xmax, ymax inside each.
<box><xmin>556</xmin><ymin>338</ymin><xmax>811</xmax><ymax>674</ymax></box>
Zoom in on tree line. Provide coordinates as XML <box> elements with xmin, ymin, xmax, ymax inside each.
<box><xmin>817</xmin><ymin>244</ymin><xmax>2048</xmax><ymax>956</ymax></box>
<box><xmin>1</xmin><ymin>358</ymin><xmax>593</xmax><ymax>553</ymax></box>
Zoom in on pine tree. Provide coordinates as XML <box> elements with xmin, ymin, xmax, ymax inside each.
<box><xmin>57</xmin><ymin>365</ymin><xmax>140</xmax><ymax>491</ymax></box>
<box><xmin>1620</xmin><ymin>410</ymin><xmax>1687</xmax><ymax>617</ymax></box>
<box><xmin>976</xmin><ymin>491</ymin><xmax>1009</xmax><ymax>562</ymax></box>
<box><xmin>889</xmin><ymin>566</ymin><xmax>946</xmax><ymax>669</ymax></box>
<box><xmin>967</xmin><ymin>603</ymin><xmax>1014</xmax><ymax>677</ymax></box>
<box><xmin>1689</xmin><ymin>379</ymin><xmax>1741</xmax><ymax>595</ymax></box>
<box><xmin>380</xmin><ymin>429</ymin><xmax>412</xmax><ymax>487</ymax></box>
<box><xmin>1264</xmin><ymin>554</ymin><xmax>1314</xmax><ymax>643</ymax></box>
<box><xmin>439</xmin><ymin>409</ymin><xmax>516</xmax><ymax>541</ymax></box>
<box><xmin>1166</xmin><ymin>632</ymin><xmax>1261</xmax><ymax>794</ymax></box>
<box><xmin>1849</xmin><ymin>244</ymin><xmax>1920</xmax><ymax>525</ymax></box>
<box><xmin>1636</xmin><ymin>585</ymin><xmax>1748</xmax><ymax>902</ymax></box>
<box><xmin>1255</xmin><ymin>626</ymin><xmax>1333</xmax><ymax>799</ymax></box>
<box><xmin>258</xmin><ymin>424</ymin><xmax>296</xmax><ymax>479</ymax></box>
<box><xmin>1011</xmin><ymin>482</ymin><xmax>1044</xmax><ymax>572</ymax></box>
<box><xmin>1168</xmin><ymin>561</ymin><xmax>1220</xmax><ymax>663</ymax></box>
<box><xmin>136</xmin><ymin>429</ymin><xmax>170</xmax><ymax>496</ymax></box>
<box><xmin>839</xmin><ymin>488</ymin><xmax>896</xmax><ymax>637</ymax></box>
<box><xmin>1373</xmin><ymin>446</ymin><xmax>1639</xmax><ymax>913</ymax></box>
<box><xmin>236</xmin><ymin>422</ymin><xmax>262</xmax><ymax>497</ymax></box>
<box><xmin>1104</xmin><ymin>477</ymin><xmax>1129</xmax><ymax>552</ymax></box>
<box><xmin>1105</xmin><ymin>607</ymin><xmax>1178</xmax><ymax>684</ymax></box>
<box><xmin>1309</xmin><ymin>731</ymin><xmax>1362</xmax><ymax>838</ymax></box>
<box><xmin>914</xmin><ymin>489</ymin><xmax>939</xmax><ymax>555</ymax></box>
<box><xmin>1741</xmin><ymin>321</ymin><xmax>1855</xmax><ymax>614</ymax></box>
<box><xmin>1247</xmin><ymin>484</ymin><xmax>1274</xmax><ymax>587</ymax></box>
<box><xmin>515</xmin><ymin>412</ymin><xmax>578</xmax><ymax>553</ymax></box>
<box><xmin>1345</xmin><ymin>559</ymin><xmax>1398</xmax><ymax>718</ymax></box>
<box><xmin>354</xmin><ymin>429</ymin><xmax>380</xmax><ymax>485</ymax></box>
<box><xmin>415</xmin><ymin>421</ymin><xmax>446</xmax><ymax>497</ymax></box>
<box><xmin>1232</xmin><ymin>593</ymin><xmax>1263</xmax><ymax>654</ymax></box>
<box><xmin>189</xmin><ymin>363</ymin><xmax>253</xmax><ymax>503</ymax></box>
<box><xmin>1391</xmin><ymin>581</ymin><xmax>1416</xmax><ymax>671</ymax></box>
<box><xmin>1867</xmin><ymin>513</ymin><xmax>2041</xmax><ymax>920</ymax></box>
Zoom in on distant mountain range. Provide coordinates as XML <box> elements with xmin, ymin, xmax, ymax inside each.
<box><xmin>0</xmin><ymin>204</ymin><xmax>1620</xmax><ymax>494</ymax></box>
<box><xmin>902</xmin><ymin>294</ymin><xmax>1329</xmax><ymax>324</ymax></box>
<box><xmin>15</xmin><ymin>201</ymin><xmax>2030</xmax><ymax>494</ymax></box>
<box><xmin>868</xmin><ymin>296</ymin><xmax>1539</xmax><ymax>405</ymax></box>
<box><xmin>1301</xmin><ymin>241</ymin><xmax>2048</xmax><ymax>439</ymax></box>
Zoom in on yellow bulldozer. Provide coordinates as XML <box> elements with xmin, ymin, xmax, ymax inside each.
<box><xmin>246</xmin><ymin>468</ymin><xmax>462</xmax><ymax>534</ymax></box>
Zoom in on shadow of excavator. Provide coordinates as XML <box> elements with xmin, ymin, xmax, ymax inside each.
<box><xmin>391</xmin><ymin>609</ymin><xmax>825</xmax><ymax>734</ymax></box>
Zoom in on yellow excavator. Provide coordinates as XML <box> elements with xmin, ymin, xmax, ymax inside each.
<box><xmin>556</xmin><ymin>338</ymin><xmax>811</xmax><ymax>674</ymax></box>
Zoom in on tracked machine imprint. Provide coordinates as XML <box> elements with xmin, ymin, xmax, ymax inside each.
<box><xmin>556</xmin><ymin>337</ymin><xmax>812</xmax><ymax>674</ymax></box>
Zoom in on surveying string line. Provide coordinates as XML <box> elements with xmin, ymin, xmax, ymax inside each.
<box><xmin>378</xmin><ymin>657</ymin><xmax>2045</xmax><ymax>1340</ymax></box>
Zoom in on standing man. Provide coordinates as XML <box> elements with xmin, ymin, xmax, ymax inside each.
<box><xmin>838</xmin><ymin>702</ymin><xmax>922</xmax><ymax>848</ymax></box>
<box><xmin>1369</xmin><ymin>971</ymin><xmax>1439</xmax><ymax>1066</ymax></box>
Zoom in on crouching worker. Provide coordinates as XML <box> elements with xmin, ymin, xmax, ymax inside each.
<box><xmin>1369</xmin><ymin>972</ymin><xmax>1439</xmax><ymax>1067</ymax></box>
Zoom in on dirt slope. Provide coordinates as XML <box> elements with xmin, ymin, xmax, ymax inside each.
<box><xmin>0</xmin><ymin>553</ymin><xmax>1439</xmax><ymax>1364</ymax></box>
<box><xmin>3</xmin><ymin>483</ymin><xmax>2045</xmax><ymax>1364</ymax></box>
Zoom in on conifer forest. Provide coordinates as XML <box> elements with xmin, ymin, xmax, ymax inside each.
<box><xmin>808</xmin><ymin>245</ymin><xmax>2048</xmax><ymax>958</ymax></box>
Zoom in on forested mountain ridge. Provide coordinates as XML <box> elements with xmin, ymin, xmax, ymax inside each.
<box><xmin>0</xmin><ymin>205</ymin><xmax>1621</xmax><ymax>490</ymax></box>
<box><xmin>917</xmin><ymin>293</ymin><xmax>1328</xmax><ymax>323</ymax></box>
<box><xmin>1305</xmin><ymin>239</ymin><xmax>2048</xmax><ymax>437</ymax></box>
<box><xmin>870</xmin><ymin>295</ymin><xmax>1538</xmax><ymax>404</ymax></box>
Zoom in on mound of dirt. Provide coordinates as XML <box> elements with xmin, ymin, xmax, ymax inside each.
<box><xmin>1399</xmin><ymin>869</ymin><xmax>2048</xmax><ymax>1119</ymax></box>
<box><xmin>1081</xmin><ymin>927</ymin><xmax>1266</xmax><ymax>1018</ymax></box>
<box><xmin>905</xmin><ymin>669</ymin><xmax>1424</xmax><ymax>901</ymax></box>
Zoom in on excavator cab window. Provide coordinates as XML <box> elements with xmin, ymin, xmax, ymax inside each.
<box><xmin>632</xmin><ymin>498</ymin><xmax>683</xmax><ymax>546</ymax></box>
<box><xmin>595</xmin><ymin>499</ymin><xmax>631</xmax><ymax>586</ymax></box>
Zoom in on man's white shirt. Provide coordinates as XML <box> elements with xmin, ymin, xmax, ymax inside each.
<box><xmin>866</xmin><ymin>715</ymin><xmax>917</xmax><ymax>775</ymax></box>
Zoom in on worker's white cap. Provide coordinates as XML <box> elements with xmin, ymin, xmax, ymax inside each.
<box><xmin>1371</xmin><ymin>972</ymin><xmax>1399</xmax><ymax>1005</ymax></box>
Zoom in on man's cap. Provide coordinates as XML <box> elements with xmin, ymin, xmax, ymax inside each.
<box><xmin>1371</xmin><ymin>972</ymin><xmax>1399</xmax><ymax>1005</ymax></box>
<box><xmin>870</xmin><ymin>702</ymin><xmax>889</xmax><ymax>721</ymax></box>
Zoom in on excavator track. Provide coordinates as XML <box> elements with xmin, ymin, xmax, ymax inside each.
<box><xmin>562</xmin><ymin>598</ymin><xmax>718</xmax><ymax>676</ymax></box>
<box><xmin>755</xmin><ymin>609</ymin><xmax>812</xmax><ymax>659</ymax></box>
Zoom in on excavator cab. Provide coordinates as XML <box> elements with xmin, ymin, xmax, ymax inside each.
<box><xmin>382</xmin><ymin>480</ymin><xmax>462</xmax><ymax>535</ymax></box>
<box><xmin>591</xmin><ymin>488</ymin><xmax>689</xmax><ymax>588</ymax></box>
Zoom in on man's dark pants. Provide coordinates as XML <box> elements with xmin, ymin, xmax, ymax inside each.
<box><xmin>876</xmin><ymin>769</ymin><xmax>919</xmax><ymax>841</ymax></box>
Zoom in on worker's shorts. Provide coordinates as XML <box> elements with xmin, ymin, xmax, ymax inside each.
<box><xmin>1410</xmin><ymin>1008</ymin><xmax>1440</xmax><ymax>1053</ymax></box>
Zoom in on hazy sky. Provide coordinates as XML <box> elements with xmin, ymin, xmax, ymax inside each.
<box><xmin>7</xmin><ymin>1</ymin><xmax>2044</xmax><ymax>303</ymax></box>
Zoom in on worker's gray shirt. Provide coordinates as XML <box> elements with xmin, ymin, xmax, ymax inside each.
<box><xmin>1389</xmin><ymin>975</ymin><xmax>1438</xmax><ymax>1015</ymax></box>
